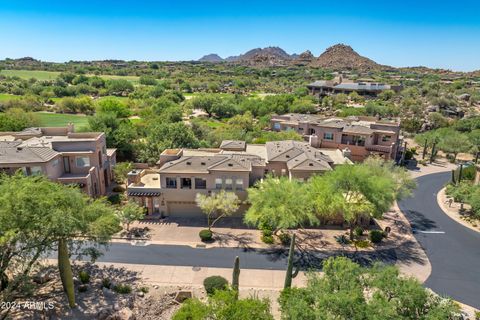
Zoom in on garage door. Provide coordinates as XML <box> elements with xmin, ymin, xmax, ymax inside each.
<box><xmin>167</xmin><ymin>202</ymin><xmax>204</xmax><ymax>218</ymax></box>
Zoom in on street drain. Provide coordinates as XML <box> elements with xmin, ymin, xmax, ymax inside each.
<box><xmin>192</xmin><ymin>266</ymin><xmax>201</xmax><ymax>272</ymax></box>
<box><xmin>196</xmin><ymin>244</ymin><xmax>206</xmax><ymax>248</ymax></box>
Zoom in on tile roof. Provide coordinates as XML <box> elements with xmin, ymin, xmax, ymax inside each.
<box><xmin>220</xmin><ymin>140</ymin><xmax>246</xmax><ymax>150</ymax></box>
<box><xmin>265</xmin><ymin>140</ymin><xmax>333</xmax><ymax>171</ymax></box>
<box><xmin>0</xmin><ymin>147</ymin><xmax>59</xmax><ymax>164</ymax></box>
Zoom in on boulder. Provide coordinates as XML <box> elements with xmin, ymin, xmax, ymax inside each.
<box><xmin>107</xmin><ymin>307</ymin><xmax>135</xmax><ymax>320</ymax></box>
<box><xmin>174</xmin><ymin>291</ymin><xmax>193</xmax><ymax>303</ymax></box>
<box><xmin>95</xmin><ymin>307</ymin><xmax>113</xmax><ymax>320</ymax></box>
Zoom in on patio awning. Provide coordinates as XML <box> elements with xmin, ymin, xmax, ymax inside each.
<box><xmin>127</xmin><ymin>191</ymin><xmax>161</xmax><ymax>197</ymax></box>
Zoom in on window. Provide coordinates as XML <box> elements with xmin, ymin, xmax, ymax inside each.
<box><xmin>323</xmin><ymin>132</ymin><xmax>334</xmax><ymax>141</ymax></box>
<box><xmin>30</xmin><ymin>166</ymin><xmax>42</xmax><ymax>176</ymax></box>
<box><xmin>215</xmin><ymin>178</ymin><xmax>223</xmax><ymax>189</ymax></box>
<box><xmin>281</xmin><ymin>169</ymin><xmax>287</xmax><ymax>176</ymax></box>
<box><xmin>382</xmin><ymin>135</ymin><xmax>391</xmax><ymax>142</ymax></box>
<box><xmin>235</xmin><ymin>179</ymin><xmax>243</xmax><ymax>190</ymax></box>
<box><xmin>225</xmin><ymin>178</ymin><xmax>233</xmax><ymax>190</ymax></box>
<box><xmin>166</xmin><ymin>177</ymin><xmax>177</xmax><ymax>189</ymax></box>
<box><xmin>76</xmin><ymin>156</ymin><xmax>90</xmax><ymax>168</ymax></box>
<box><xmin>52</xmin><ymin>159</ymin><xmax>59</xmax><ymax>167</ymax></box>
<box><xmin>181</xmin><ymin>178</ymin><xmax>192</xmax><ymax>189</ymax></box>
<box><xmin>195</xmin><ymin>178</ymin><xmax>207</xmax><ymax>189</ymax></box>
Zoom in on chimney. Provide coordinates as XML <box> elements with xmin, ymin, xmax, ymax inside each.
<box><xmin>309</xmin><ymin>134</ymin><xmax>320</xmax><ymax>148</ymax></box>
<box><xmin>127</xmin><ymin>169</ymin><xmax>142</xmax><ymax>185</ymax></box>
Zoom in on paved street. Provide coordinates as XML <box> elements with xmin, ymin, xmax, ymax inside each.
<box><xmin>94</xmin><ymin>243</ymin><xmax>397</xmax><ymax>271</ymax></box>
<box><xmin>398</xmin><ymin>172</ymin><xmax>480</xmax><ymax>309</ymax></box>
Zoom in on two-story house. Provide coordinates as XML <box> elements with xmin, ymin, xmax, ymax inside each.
<box><xmin>0</xmin><ymin>125</ymin><xmax>116</xmax><ymax>197</ymax></box>
<box><xmin>270</xmin><ymin>114</ymin><xmax>402</xmax><ymax>162</ymax></box>
<box><xmin>126</xmin><ymin>140</ymin><xmax>351</xmax><ymax>218</ymax></box>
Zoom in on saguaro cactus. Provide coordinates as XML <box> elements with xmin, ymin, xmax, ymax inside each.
<box><xmin>232</xmin><ymin>256</ymin><xmax>240</xmax><ymax>292</ymax></box>
<box><xmin>451</xmin><ymin>169</ymin><xmax>456</xmax><ymax>185</ymax></box>
<box><xmin>284</xmin><ymin>234</ymin><xmax>300</xmax><ymax>289</ymax></box>
<box><xmin>58</xmin><ymin>238</ymin><xmax>75</xmax><ymax>308</ymax></box>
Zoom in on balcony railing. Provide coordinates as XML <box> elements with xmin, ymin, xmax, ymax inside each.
<box><xmin>366</xmin><ymin>144</ymin><xmax>393</xmax><ymax>153</ymax></box>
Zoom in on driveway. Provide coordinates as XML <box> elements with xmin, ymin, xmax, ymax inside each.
<box><xmin>398</xmin><ymin>172</ymin><xmax>480</xmax><ymax>309</ymax></box>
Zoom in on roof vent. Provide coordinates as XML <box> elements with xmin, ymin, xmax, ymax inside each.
<box><xmin>309</xmin><ymin>163</ymin><xmax>314</xmax><ymax>166</ymax></box>
<box><xmin>201</xmin><ymin>162</ymin><xmax>206</xmax><ymax>165</ymax></box>
<box><xmin>186</xmin><ymin>161</ymin><xmax>191</xmax><ymax>165</ymax></box>
<box><xmin>286</xmin><ymin>155</ymin><xmax>290</xmax><ymax>158</ymax></box>
<box><xmin>228</xmin><ymin>163</ymin><xmax>233</xmax><ymax>167</ymax></box>
<box><xmin>16</xmin><ymin>147</ymin><xmax>23</xmax><ymax>151</ymax></box>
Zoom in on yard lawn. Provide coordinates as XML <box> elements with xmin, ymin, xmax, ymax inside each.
<box><xmin>35</xmin><ymin>112</ymin><xmax>90</xmax><ymax>130</ymax></box>
<box><xmin>0</xmin><ymin>70</ymin><xmax>61</xmax><ymax>80</ymax></box>
<box><xmin>0</xmin><ymin>93</ymin><xmax>21</xmax><ymax>101</ymax></box>
<box><xmin>0</xmin><ymin>69</ymin><xmax>139</xmax><ymax>83</ymax></box>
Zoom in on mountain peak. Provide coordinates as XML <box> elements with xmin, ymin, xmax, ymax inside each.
<box><xmin>313</xmin><ymin>43</ymin><xmax>384</xmax><ymax>71</ymax></box>
<box><xmin>198</xmin><ymin>53</ymin><xmax>223</xmax><ymax>62</ymax></box>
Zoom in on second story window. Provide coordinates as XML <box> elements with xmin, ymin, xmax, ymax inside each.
<box><xmin>323</xmin><ymin>132</ymin><xmax>334</xmax><ymax>141</ymax></box>
<box><xmin>225</xmin><ymin>178</ymin><xmax>233</xmax><ymax>190</ymax></box>
<box><xmin>382</xmin><ymin>135</ymin><xmax>392</xmax><ymax>142</ymax></box>
<box><xmin>235</xmin><ymin>178</ymin><xmax>243</xmax><ymax>190</ymax></box>
<box><xmin>75</xmin><ymin>156</ymin><xmax>90</xmax><ymax>168</ymax></box>
<box><xmin>166</xmin><ymin>177</ymin><xmax>177</xmax><ymax>189</ymax></box>
<box><xmin>195</xmin><ymin>178</ymin><xmax>207</xmax><ymax>189</ymax></box>
<box><xmin>215</xmin><ymin>178</ymin><xmax>223</xmax><ymax>189</ymax></box>
<box><xmin>181</xmin><ymin>178</ymin><xmax>192</xmax><ymax>189</ymax></box>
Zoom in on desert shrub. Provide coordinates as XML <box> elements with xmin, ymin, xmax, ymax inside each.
<box><xmin>112</xmin><ymin>185</ymin><xmax>125</xmax><ymax>193</ymax></box>
<box><xmin>354</xmin><ymin>240</ymin><xmax>370</xmax><ymax>248</ymax></box>
<box><xmin>102</xmin><ymin>278</ymin><xmax>111</xmax><ymax>289</ymax></box>
<box><xmin>369</xmin><ymin>230</ymin><xmax>384</xmax><ymax>244</ymax></box>
<box><xmin>78</xmin><ymin>270</ymin><xmax>90</xmax><ymax>284</ymax></box>
<box><xmin>334</xmin><ymin>234</ymin><xmax>350</xmax><ymax>245</ymax></box>
<box><xmin>278</xmin><ymin>232</ymin><xmax>291</xmax><ymax>245</ymax></box>
<box><xmin>261</xmin><ymin>235</ymin><xmax>274</xmax><ymax>244</ymax></box>
<box><xmin>261</xmin><ymin>228</ymin><xmax>273</xmax><ymax>237</ymax></box>
<box><xmin>203</xmin><ymin>276</ymin><xmax>228</xmax><ymax>295</ymax></box>
<box><xmin>138</xmin><ymin>286</ymin><xmax>149</xmax><ymax>294</ymax></box>
<box><xmin>354</xmin><ymin>226</ymin><xmax>364</xmax><ymax>237</ymax></box>
<box><xmin>199</xmin><ymin>229</ymin><xmax>213</xmax><ymax>242</ymax></box>
<box><xmin>107</xmin><ymin>193</ymin><xmax>123</xmax><ymax>205</ymax></box>
<box><xmin>114</xmin><ymin>283</ymin><xmax>132</xmax><ymax>294</ymax></box>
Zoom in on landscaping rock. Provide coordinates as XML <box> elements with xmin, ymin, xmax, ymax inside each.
<box><xmin>33</xmin><ymin>269</ymin><xmax>55</xmax><ymax>284</ymax></box>
<box><xmin>96</xmin><ymin>307</ymin><xmax>114</xmax><ymax>320</ymax></box>
<box><xmin>102</xmin><ymin>287</ymin><xmax>115</xmax><ymax>298</ymax></box>
<box><xmin>107</xmin><ymin>307</ymin><xmax>135</xmax><ymax>320</ymax></box>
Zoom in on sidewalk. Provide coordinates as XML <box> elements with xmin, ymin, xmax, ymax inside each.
<box><xmin>437</xmin><ymin>187</ymin><xmax>480</xmax><ymax>233</ymax></box>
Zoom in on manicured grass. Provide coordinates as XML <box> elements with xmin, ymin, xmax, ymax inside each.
<box><xmin>35</xmin><ymin>112</ymin><xmax>90</xmax><ymax>130</ymax></box>
<box><xmin>0</xmin><ymin>70</ymin><xmax>61</xmax><ymax>80</ymax></box>
<box><xmin>0</xmin><ymin>69</ymin><xmax>139</xmax><ymax>83</ymax></box>
<box><xmin>0</xmin><ymin>93</ymin><xmax>21</xmax><ymax>101</ymax></box>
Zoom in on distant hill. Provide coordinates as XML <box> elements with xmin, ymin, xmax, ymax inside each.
<box><xmin>197</xmin><ymin>44</ymin><xmax>388</xmax><ymax>70</ymax></box>
<box><xmin>198</xmin><ymin>54</ymin><xmax>224</xmax><ymax>62</ymax></box>
<box><xmin>311</xmin><ymin>44</ymin><xmax>385</xmax><ymax>71</ymax></box>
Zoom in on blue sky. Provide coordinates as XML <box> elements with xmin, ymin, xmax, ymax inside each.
<box><xmin>1</xmin><ymin>0</ymin><xmax>479</xmax><ymax>71</ymax></box>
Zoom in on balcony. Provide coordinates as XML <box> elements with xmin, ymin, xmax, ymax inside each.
<box><xmin>366</xmin><ymin>144</ymin><xmax>393</xmax><ymax>153</ymax></box>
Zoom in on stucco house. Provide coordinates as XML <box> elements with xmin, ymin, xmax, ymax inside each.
<box><xmin>126</xmin><ymin>140</ymin><xmax>351</xmax><ymax>217</ymax></box>
<box><xmin>0</xmin><ymin>125</ymin><xmax>116</xmax><ymax>197</ymax></box>
<box><xmin>270</xmin><ymin>114</ymin><xmax>402</xmax><ymax>162</ymax></box>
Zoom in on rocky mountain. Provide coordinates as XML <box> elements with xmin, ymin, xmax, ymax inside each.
<box><xmin>312</xmin><ymin>44</ymin><xmax>384</xmax><ymax>71</ymax></box>
<box><xmin>198</xmin><ymin>54</ymin><xmax>224</xmax><ymax>62</ymax></box>
<box><xmin>197</xmin><ymin>44</ymin><xmax>388</xmax><ymax>70</ymax></box>
<box><xmin>225</xmin><ymin>47</ymin><xmax>292</xmax><ymax>63</ymax></box>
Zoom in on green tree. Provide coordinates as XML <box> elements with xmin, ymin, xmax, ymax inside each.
<box><xmin>438</xmin><ymin>129</ymin><xmax>472</xmax><ymax>161</ymax></box>
<box><xmin>0</xmin><ymin>174</ymin><xmax>120</xmax><ymax>310</ymax></box>
<box><xmin>279</xmin><ymin>257</ymin><xmax>460</xmax><ymax>320</ymax></box>
<box><xmin>117</xmin><ymin>201</ymin><xmax>144</xmax><ymax>231</ymax></box>
<box><xmin>113</xmin><ymin>161</ymin><xmax>133</xmax><ymax>184</ymax></box>
<box><xmin>196</xmin><ymin>190</ymin><xmax>240</xmax><ymax>231</ymax></box>
<box><xmin>0</xmin><ymin>108</ymin><xmax>38</xmax><ymax>131</ymax></box>
<box><xmin>244</xmin><ymin>177</ymin><xmax>317</xmax><ymax>233</ymax></box>
<box><xmin>96</xmin><ymin>97</ymin><xmax>131</xmax><ymax>118</ymax></box>
<box><xmin>173</xmin><ymin>289</ymin><xmax>273</xmax><ymax>320</ymax></box>
<box><xmin>106</xmin><ymin>79</ymin><xmax>134</xmax><ymax>95</ymax></box>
